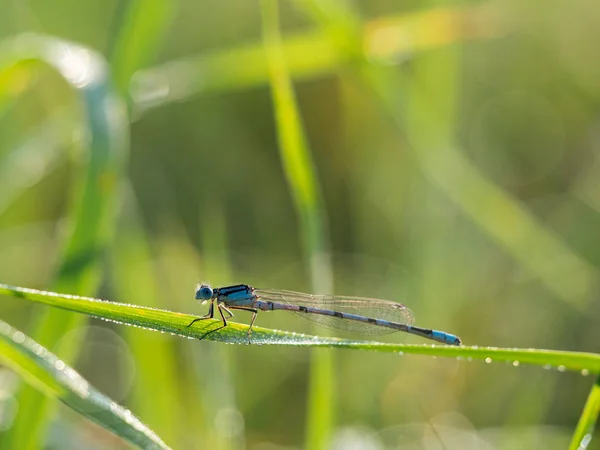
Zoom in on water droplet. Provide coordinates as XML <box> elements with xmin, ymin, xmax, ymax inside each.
<box><xmin>54</xmin><ymin>360</ymin><xmax>65</xmax><ymax>371</ymax></box>
<box><xmin>485</xmin><ymin>357</ymin><xmax>492</xmax><ymax>364</ymax></box>
<box><xmin>581</xmin><ymin>433</ymin><xmax>593</xmax><ymax>449</ymax></box>
<box><xmin>557</xmin><ymin>365</ymin><xmax>566</xmax><ymax>372</ymax></box>
<box><xmin>471</xmin><ymin>345</ymin><xmax>479</xmax><ymax>350</ymax></box>
<box><xmin>398</xmin><ymin>351</ymin><xmax>404</xmax><ymax>356</ymax></box>
<box><xmin>12</xmin><ymin>332</ymin><xmax>25</xmax><ymax>344</ymax></box>
<box><xmin>581</xmin><ymin>369</ymin><xmax>590</xmax><ymax>376</ymax></box>
<box><xmin>512</xmin><ymin>361</ymin><xmax>520</xmax><ymax>367</ymax></box>
<box><xmin>543</xmin><ymin>364</ymin><xmax>552</xmax><ymax>370</ymax></box>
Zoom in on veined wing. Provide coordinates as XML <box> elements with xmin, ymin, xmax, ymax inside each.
<box><xmin>254</xmin><ymin>288</ymin><xmax>415</xmax><ymax>335</ymax></box>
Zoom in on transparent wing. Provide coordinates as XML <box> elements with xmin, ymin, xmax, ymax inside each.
<box><xmin>254</xmin><ymin>289</ymin><xmax>415</xmax><ymax>335</ymax></box>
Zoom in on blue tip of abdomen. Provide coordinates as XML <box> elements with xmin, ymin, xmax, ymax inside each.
<box><xmin>432</xmin><ymin>330</ymin><xmax>462</xmax><ymax>346</ymax></box>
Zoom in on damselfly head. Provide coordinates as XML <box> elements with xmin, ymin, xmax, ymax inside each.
<box><xmin>195</xmin><ymin>283</ymin><xmax>214</xmax><ymax>301</ymax></box>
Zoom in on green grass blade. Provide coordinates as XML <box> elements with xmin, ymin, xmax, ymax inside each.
<box><xmin>260</xmin><ymin>0</ymin><xmax>331</xmax><ymax>285</ymax></box>
<box><xmin>0</xmin><ymin>33</ymin><xmax>129</xmax><ymax>450</ymax></box>
<box><xmin>111</xmin><ymin>199</ymin><xmax>187</xmax><ymax>448</ymax></box>
<box><xmin>261</xmin><ymin>1</ymin><xmax>334</xmax><ymax>449</ymax></box>
<box><xmin>569</xmin><ymin>375</ymin><xmax>600</xmax><ymax>450</ymax></box>
<box><xmin>109</xmin><ymin>0</ymin><xmax>175</xmax><ymax>97</ymax></box>
<box><xmin>131</xmin><ymin>29</ymin><xmax>341</xmax><ymax>113</ymax></box>
<box><xmin>1</xmin><ymin>284</ymin><xmax>599</xmax><ymax>378</ymax></box>
<box><xmin>0</xmin><ymin>319</ymin><xmax>171</xmax><ymax>450</ymax></box>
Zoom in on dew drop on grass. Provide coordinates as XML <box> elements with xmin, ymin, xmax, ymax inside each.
<box><xmin>512</xmin><ymin>361</ymin><xmax>520</xmax><ymax>367</ymax></box>
<box><xmin>398</xmin><ymin>351</ymin><xmax>404</xmax><ymax>356</ymax></box>
<box><xmin>543</xmin><ymin>364</ymin><xmax>552</xmax><ymax>370</ymax></box>
<box><xmin>581</xmin><ymin>433</ymin><xmax>592</xmax><ymax>449</ymax></box>
<box><xmin>557</xmin><ymin>365</ymin><xmax>566</xmax><ymax>372</ymax></box>
<box><xmin>581</xmin><ymin>369</ymin><xmax>590</xmax><ymax>376</ymax></box>
<box><xmin>485</xmin><ymin>357</ymin><xmax>492</xmax><ymax>364</ymax></box>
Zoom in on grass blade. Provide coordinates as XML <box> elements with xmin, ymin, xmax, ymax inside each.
<box><xmin>109</xmin><ymin>0</ymin><xmax>175</xmax><ymax>97</ymax></box>
<box><xmin>569</xmin><ymin>375</ymin><xmax>600</xmax><ymax>450</ymax></box>
<box><xmin>0</xmin><ymin>319</ymin><xmax>171</xmax><ymax>449</ymax></box>
<box><xmin>261</xmin><ymin>1</ymin><xmax>334</xmax><ymax>448</ymax></box>
<box><xmin>1</xmin><ymin>284</ymin><xmax>599</xmax><ymax>374</ymax></box>
<box><xmin>0</xmin><ymin>33</ymin><xmax>129</xmax><ymax>449</ymax></box>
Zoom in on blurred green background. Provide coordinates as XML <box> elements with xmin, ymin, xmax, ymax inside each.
<box><xmin>1</xmin><ymin>0</ymin><xmax>600</xmax><ymax>448</ymax></box>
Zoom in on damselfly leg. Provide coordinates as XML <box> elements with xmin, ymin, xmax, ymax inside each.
<box><xmin>187</xmin><ymin>301</ymin><xmax>233</xmax><ymax>340</ymax></box>
<box><xmin>228</xmin><ymin>306</ymin><xmax>258</xmax><ymax>343</ymax></box>
<box><xmin>187</xmin><ymin>301</ymin><xmax>215</xmax><ymax>328</ymax></box>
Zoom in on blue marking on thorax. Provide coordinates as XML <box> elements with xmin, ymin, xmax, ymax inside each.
<box><xmin>216</xmin><ymin>284</ymin><xmax>255</xmax><ymax>306</ymax></box>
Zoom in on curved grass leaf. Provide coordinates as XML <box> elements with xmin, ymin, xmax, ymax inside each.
<box><xmin>0</xmin><ymin>319</ymin><xmax>171</xmax><ymax>450</ymax></box>
<box><xmin>1</xmin><ymin>282</ymin><xmax>599</xmax><ymax>374</ymax></box>
<box><xmin>0</xmin><ymin>33</ymin><xmax>129</xmax><ymax>450</ymax></box>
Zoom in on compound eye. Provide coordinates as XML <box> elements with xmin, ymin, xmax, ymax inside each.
<box><xmin>195</xmin><ymin>285</ymin><xmax>213</xmax><ymax>300</ymax></box>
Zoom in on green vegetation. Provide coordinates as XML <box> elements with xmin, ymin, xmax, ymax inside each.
<box><xmin>1</xmin><ymin>1</ymin><xmax>600</xmax><ymax>448</ymax></box>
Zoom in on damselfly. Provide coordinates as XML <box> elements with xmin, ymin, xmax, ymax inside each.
<box><xmin>188</xmin><ymin>284</ymin><xmax>461</xmax><ymax>345</ymax></box>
